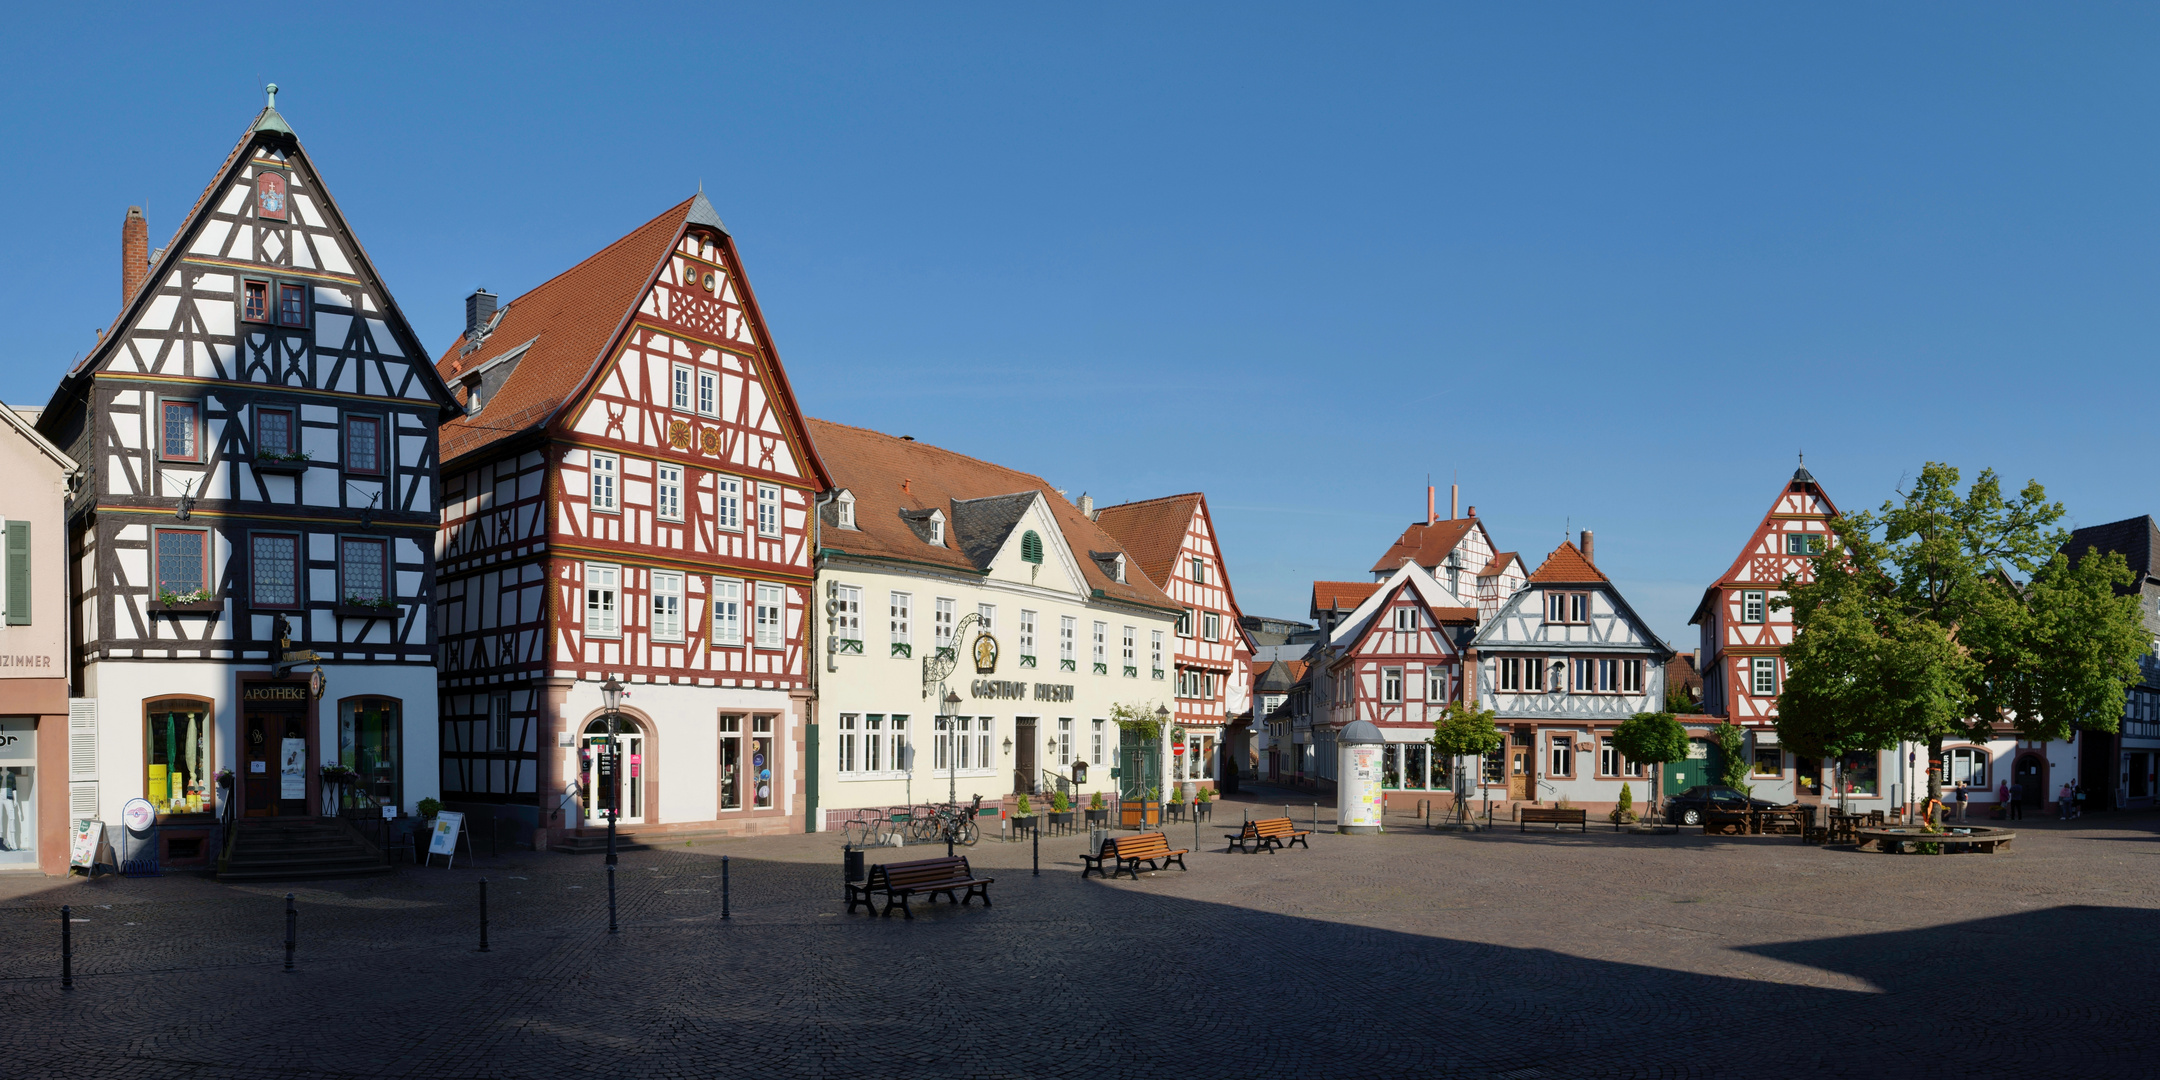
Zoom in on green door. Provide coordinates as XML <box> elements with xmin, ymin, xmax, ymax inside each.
<box><xmin>1664</xmin><ymin>738</ymin><xmax>1722</xmax><ymax>796</ymax></box>
<box><xmin>1117</xmin><ymin>728</ymin><xmax>1160</xmax><ymax>801</ymax></box>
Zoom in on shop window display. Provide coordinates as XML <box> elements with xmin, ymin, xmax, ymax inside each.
<box><xmin>339</xmin><ymin>698</ymin><xmax>402</xmax><ymax>811</ymax></box>
<box><xmin>147</xmin><ymin>699</ymin><xmax>214</xmax><ymax>814</ymax></box>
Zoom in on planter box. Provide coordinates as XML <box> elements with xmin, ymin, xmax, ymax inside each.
<box><xmin>335</xmin><ymin>604</ymin><xmax>400</xmax><ymax>618</ymax></box>
<box><xmin>252</xmin><ymin>457</ymin><xmax>311</xmax><ymax>475</ymax></box>
<box><xmin>1119</xmin><ymin>801</ymin><xmax>1161</xmax><ymax>828</ymax></box>
<box><xmin>1084</xmin><ymin>808</ymin><xmax>1107</xmax><ymax>825</ymax></box>
<box><xmin>154</xmin><ymin>600</ymin><xmax>222</xmax><ymax>615</ymax></box>
<box><xmin>1049</xmin><ymin>811</ymin><xmax>1074</xmax><ymax>829</ymax></box>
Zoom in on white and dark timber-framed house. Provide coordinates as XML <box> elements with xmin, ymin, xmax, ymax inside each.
<box><xmin>37</xmin><ymin>92</ymin><xmax>458</xmax><ymax>874</ymax></box>
<box><xmin>431</xmin><ymin>194</ymin><xmax>831</xmax><ymax>850</ymax></box>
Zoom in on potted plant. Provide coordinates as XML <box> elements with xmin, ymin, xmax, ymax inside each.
<box><xmin>1013</xmin><ymin>792</ymin><xmax>1035</xmax><ymax>833</ymax></box>
<box><xmin>1609</xmin><ymin>783</ymin><xmax>1637</xmax><ymax>825</ymax></box>
<box><xmin>1049</xmin><ymin>789</ymin><xmax>1073</xmax><ymax>830</ymax></box>
<box><xmin>1195</xmin><ymin>784</ymin><xmax>1212</xmax><ymax>822</ymax></box>
<box><xmin>417</xmin><ymin>797</ymin><xmax>442</xmax><ymax>825</ymax></box>
<box><xmin>1086</xmin><ymin>790</ymin><xmax>1107</xmax><ymax>825</ymax></box>
<box><xmin>1145</xmin><ymin>785</ymin><xmax>1162</xmax><ymax>826</ymax></box>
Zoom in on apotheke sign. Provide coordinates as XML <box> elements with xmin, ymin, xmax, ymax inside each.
<box><xmin>970</xmin><ymin>679</ymin><xmax>1076</xmax><ymax>703</ymax></box>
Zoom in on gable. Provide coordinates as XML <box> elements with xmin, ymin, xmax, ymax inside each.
<box><xmin>1709</xmin><ymin>472</ymin><xmax>1841</xmax><ymax>591</ymax></box>
<box><xmin>54</xmin><ymin>117</ymin><xmax>451</xmax><ymax>414</ymax></box>
<box><xmin>981</xmin><ymin>496</ymin><xmax>1088</xmax><ymax>598</ymax></box>
<box><xmin>1344</xmin><ymin>580</ymin><xmax>1459</xmax><ymax>660</ymax></box>
<box><xmin>1475</xmin><ymin>582</ymin><xmax>1671</xmax><ymax>657</ymax></box>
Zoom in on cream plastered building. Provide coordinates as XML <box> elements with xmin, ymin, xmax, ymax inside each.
<box><xmin>804</xmin><ymin>419</ymin><xmax>1181</xmax><ymax>831</ymax></box>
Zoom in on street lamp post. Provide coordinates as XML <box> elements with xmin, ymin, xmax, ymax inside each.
<box><xmin>1156</xmin><ymin>704</ymin><xmax>1171</xmax><ymax>824</ymax></box>
<box><xmin>943</xmin><ymin>689</ymin><xmax>962</xmax><ymax>856</ymax></box>
<box><xmin>601</xmin><ymin>675</ymin><xmax>625</xmax><ymax>868</ymax></box>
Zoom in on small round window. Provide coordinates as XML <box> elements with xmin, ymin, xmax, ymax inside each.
<box><xmin>1020</xmin><ymin>530</ymin><xmax>1043</xmax><ymax>564</ymax></box>
<box><xmin>702</xmin><ymin>271</ymin><xmax>717</xmax><ymax>291</ymax></box>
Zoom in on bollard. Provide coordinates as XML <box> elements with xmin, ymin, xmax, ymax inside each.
<box><xmin>720</xmin><ymin>855</ymin><xmax>731</xmax><ymax>919</ymax></box>
<box><xmin>1193</xmin><ymin>814</ymin><xmax>1200</xmax><ymax>853</ymax></box>
<box><xmin>1031</xmin><ymin>827</ymin><xmax>1039</xmax><ymax>878</ymax></box>
<box><xmin>284</xmin><ymin>893</ymin><xmax>296</xmax><ymax>971</ymax></box>
<box><xmin>478</xmin><ymin>879</ymin><xmax>490</xmax><ymax>952</ymax></box>
<box><xmin>60</xmin><ymin>905</ymin><xmax>72</xmax><ymax>990</ymax></box>
<box><xmin>607</xmin><ymin>863</ymin><xmax>618</xmax><ymax>934</ymax></box>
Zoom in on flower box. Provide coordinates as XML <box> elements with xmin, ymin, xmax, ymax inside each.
<box><xmin>1092</xmin><ymin>663</ymin><xmax>1109</xmax><ymax>675</ymax></box>
<box><xmin>155</xmin><ymin>599</ymin><xmax>222</xmax><ymax>614</ymax></box>
<box><xmin>1018</xmin><ymin>655</ymin><xmax>1037</xmax><ymax>668</ymax></box>
<box><xmin>1122</xmin><ymin>666</ymin><xmax>1138</xmax><ymax>678</ymax></box>
<box><xmin>835</xmin><ymin>638</ymin><xmax>864</xmax><ymax>655</ymax></box>
<box><xmin>890</xmin><ymin>643</ymin><xmax>912</xmax><ymax>659</ymax></box>
<box><xmin>1060</xmin><ymin>659</ymin><xmax>1077</xmax><ymax>672</ymax></box>
<box><xmin>335</xmin><ymin>603</ymin><xmax>400</xmax><ymax>618</ymax></box>
<box><xmin>252</xmin><ymin>457</ymin><xmax>311</xmax><ymax>476</ymax></box>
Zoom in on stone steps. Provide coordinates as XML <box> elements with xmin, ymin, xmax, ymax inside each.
<box><xmin>218</xmin><ymin>818</ymin><xmax>392</xmax><ymax>882</ymax></box>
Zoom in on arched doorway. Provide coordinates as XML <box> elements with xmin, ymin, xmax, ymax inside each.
<box><xmin>579</xmin><ymin>717</ymin><xmax>647</xmax><ymax>826</ymax></box>
<box><xmin>2014</xmin><ymin>754</ymin><xmax>2045</xmax><ymax>808</ymax></box>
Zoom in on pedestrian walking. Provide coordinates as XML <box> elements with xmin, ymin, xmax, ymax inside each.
<box><xmin>1955</xmin><ymin>783</ymin><xmax>1969</xmax><ymax>822</ymax></box>
<box><xmin>2007</xmin><ymin>780</ymin><xmax>2023</xmax><ymax>820</ymax></box>
<box><xmin>2059</xmin><ymin>782</ymin><xmax>2076</xmax><ymax>820</ymax></box>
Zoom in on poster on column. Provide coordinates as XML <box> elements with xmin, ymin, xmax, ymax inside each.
<box><xmin>1346</xmin><ymin>745</ymin><xmax>1383</xmax><ymax>828</ymax></box>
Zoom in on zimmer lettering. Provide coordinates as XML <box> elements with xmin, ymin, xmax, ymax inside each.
<box><xmin>0</xmin><ymin>655</ymin><xmax>52</xmax><ymax>669</ymax></box>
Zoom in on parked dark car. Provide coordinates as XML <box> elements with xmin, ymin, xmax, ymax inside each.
<box><xmin>1665</xmin><ymin>785</ymin><xmax>1783</xmax><ymax>826</ymax></box>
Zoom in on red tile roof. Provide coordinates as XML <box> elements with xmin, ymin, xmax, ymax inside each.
<box><xmin>1093</xmin><ymin>494</ymin><xmax>1203</xmax><ymax>589</ymax></box>
<box><xmin>1312</xmin><ymin>581</ymin><xmax>1380</xmax><ymax>612</ymax></box>
<box><xmin>1527</xmin><ymin>541</ymin><xmax>1608</xmax><ymax>584</ymax></box>
<box><xmin>807</xmin><ymin>418</ymin><xmax>1177</xmax><ymax>612</ymax></box>
<box><xmin>434</xmin><ymin>197</ymin><xmax>697</xmax><ymax>464</ymax></box>
<box><xmin>1479</xmin><ymin>552</ymin><xmax>1520</xmax><ymax>577</ymax></box>
<box><xmin>1368</xmin><ymin>518</ymin><xmax>1477</xmax><ymax>574</ymax></box>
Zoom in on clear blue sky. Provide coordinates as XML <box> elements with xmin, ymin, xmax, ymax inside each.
<box><xmin>5</xmin><ymin>5</ymin><xmax>2154</xmax><ymax>648</ymax></box>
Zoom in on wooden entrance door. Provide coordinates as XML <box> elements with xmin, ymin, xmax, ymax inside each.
<box><xmin>2015</xmin><ymin>754</ymin><xmax>2046</xmax><ymax>808</ymax></box>
<box><xmin>242</xmin><ymin>706</ymin><xmax>311</xmax><ymax>817</ymax></box>
<box><xmin>1014</xmin><ymin>717</ymin><xmax>1038</xmax><ymax>795</ymax></box>
<box><xmin>1507</xmin><ymin>728</ymin><xmax>1533</xmax><ymax>800</ymax></box>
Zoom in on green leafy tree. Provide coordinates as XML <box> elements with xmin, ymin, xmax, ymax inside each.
<box><xmin>1613</xmin><ymin>712</ymin><xmax>1690</xmax><ymax>816</ymax></box>
<box><xmin>1777</xmin><ymin>463</ymin><xmax>2148</xmax><ymax>805</ymax></box>
<box><xmin>1429</xmin><ymin>700</ymin><xmax>1503</xmax><ymax>821</ymax></box>
<box><xmin>1665</xmin><ymin>681</ymin><xmax>1700</xmax><ymax>716</ymax></box>
<box><xmin>1713</xmin><ymin>722</ymin><xmax>1751</xmax><ymax>787</ymax></box>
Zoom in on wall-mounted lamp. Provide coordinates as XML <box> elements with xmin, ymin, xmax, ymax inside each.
<box><xmin>1001</xmin><ymin>736</ymin><xmax>1013</xmax><ymax>752</ymax></box>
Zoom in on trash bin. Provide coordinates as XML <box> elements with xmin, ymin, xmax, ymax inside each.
<box><xmin>843</xmin><ymin>845</ymin><xmax>865</xmax><ymax>883</ymax></box>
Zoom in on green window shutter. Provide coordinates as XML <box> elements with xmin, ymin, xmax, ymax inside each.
<box><xmin>1021</xmin><ymin>531</ymin><xmax>1043</xmax><ymax>564</ymax></box>
<box><xmin>5</xmin><ymin>521</ymin><xmax>29</xmax><ymax>625</ymax></box>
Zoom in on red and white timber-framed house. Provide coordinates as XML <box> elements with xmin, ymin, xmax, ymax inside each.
<box><xmin>38</xmin><ymin>93</ymin><xmax>459</xmax><ymax>874</ymax></box>
<box><xmin>1689</xmin><ymin>466</ymin><xmax>1842</xmax><ymax>805</ymax></box>
<box><xmin>431</xmin><ymin>194</ymin><xmax>831</xmax><ymax>850</ymax></box>
<box><xmin>1094</xmin><ymin>493</ymin><xmax>1255</xmax><ymax>790</ymax></box>
<box><xmin>1316</xmin><ymin>561</ymin><xmax>1478</xmax><ymax>804</ymax></box>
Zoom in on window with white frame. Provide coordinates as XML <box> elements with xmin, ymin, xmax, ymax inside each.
<box><xmin>1573</xmin><ymin>658</ymin><xmax>1596</xmax><ymax>694</ymax></box>
<box><xmin>890</xmin><ymin>592</ymin><xmax>912</xmax><ymax>652</ymax></box>
<box><xmin>1598</xmin><ymin>658</ymin><xmax>1618</xmax><ymax>693</ymax></box>
<box><xmin>1190</xmin><ymin>557</ymin><xmax>1205</xmax><ymax>583</ymax></box>
<box><xmin>1498</xmin><ymin>657</ymin><xmax>1521</xmax><ymax>691</ymax></box>
<box><xmin>1525</xmin><ymin>656</ymin><xmax>1547</xmax><ymax>692</ymax></box>
<box><xmin>835</xmin><ymin>492</ymin><xmax>855</xmax><ymax>530</ymax></box>
<box><xmin>935</xmin><ymin>598</ymin><xmax>955</xmax><ymax>652</ymax></box>
<box><xmin>975</xmin><ymin>716</ymin><xmax>991</xmax><ymax>771</ymax></box>
<box><xmin>651</xmin><ymin>570</ymin><xmax>684</xmax><ymax>642</ymax></box>
<box><xmin>862</xmin><ymin>714</ymin><xmax>883</xmax><ymax>771</ymax></box>
<box><xmin>590</xmin><ymin>454</ymin><xmax>618</xmax><ymax>511</ymax></box>
<box><xmin>1176</xmin><ymin>609</ymin><xmax>1193</xmax><ymax>637</ymax></box>
<box><xmin>1621</xmin><ymin>658</ymin><xmax>1643</xmax><ymax>693</ymax></box>
<box><xmin>933</xmin><ymin>716</ymin><xmax>951</xmax><ymax>771</ymax></box>
<box><xmin>1382</xmin><ymin>667</ymin><xmax>1404</xmax><ymax>703</ymax></box>
<box><xmin>1202</xmin><ymin>612</ymin><xmax>1220</xmax><ymax>641</ymax></box>
<box><xmin>889</xmin><ymin>715</ymin><xmax>909</xmax><ymax>771</ymax></box>
<box><xmin>1427</xmin><ymin>666</ymin><xmax>1447</xmax><ymax>702</ymax></box>
<box><xmin>1394</xmin><ymin>607</ymin><xmax>1415</xmax><ymax>631</ymax></box>
<box><xmin>1019</xmin><ymin>610</ymin><xmax>1036</xmax><ymax>659</ymax></box>
<box><xmin>673</xmin><ymin>365</ymin><xmax>693</xmax><ymax>412</ymax></box>
<box><xmin>977</xmin><ymin>603</ymin><xmax>996</xmax><ymax>633</ymax></box>
<box><xmin>1741</xmin><ymin>590</ymin><xmax>1766</xmax><ymax>624</ymax></box>
<box><xmin>1785</xmin><ymin>533</ymin><xmax>1826</xmax><ymax>556</ymax></box>
<box><xmin>1057</xmin><ymin>717</ymin><xmax>1072</xmax><ymax>766</ymax></box>
<box><xmin>1751</xmin><ymin>656</ymin><xmax>1778</xmax><ymax>696</ymax></box>
<box><xmin>585</xmin><ymin>563</ymin><xmax>619</xmax><ymax>636</ymax></box>
<box><xmin>715</xmin><ymin>475</ymin><xmax>742</xmax><ymax>530</ymax></box>
<box><xmin>832</xmin><ymin>584</ymin><xmax>862</xmax><ymax>647</ymax></box>
<box><xmin>1090</xmin><ymin>718</ymin><xmax>1105</xmax><ymax>765</ymax></box>
<box><xmin>1549</xmin><ymin>733</ymin><xmax>1575</xmax><ymax>777</ymax></box>
<box><xmin>1944</xmin><ymin>747</ymin><xmax>1989</xmax><ymax>788</ymax></box>
<box><xmin>656</xmin><ymin>464</ymin><xmax>683</xmax><ymax>521</ymax></box>
<box><xmin>837</xmin><ymin>714</ymin><xmax>859</xmax><ymax>772</ymax></box>
<box><xmin>1600</xmin><ymin>737</ymin><xmax>1621</xmax><ymax>777</ymax></box>
<box><xmin>757</xmin><ymin>483</ymin><xmax>781</xmax><ymax>537</ymax></box>
<box><xmin>754</xmin><ymin>583</ymin><xmax>784</xmax><ymax>648</ymax></box>
<box><xmin>711</xmin><ymin>578</ymin><xmax>742</xmax><ymax>645</ymax></box>
<box><xmin>1150</xmin><ymin>630</ymin><xmax>1163</xmax><ymax>674</ymax></box>
<box><xmin>1092</xmin><ymin>621</ymin><xmax>1107</xmax><ymax>669</ymax></box>
<box><xmin>697</xmin><ymin>370</ymin><xmax>717</xmax><ymax>417</ymax></box>
<box><xmin>1121</xmin><ymin>625</ymin><xmax>1136</xmax><ymax>673</ymax></box>
<box><xmin>1060</xmin><ymin>617</ymin><xmax>1076</xmax><ymax>666</ymax></box>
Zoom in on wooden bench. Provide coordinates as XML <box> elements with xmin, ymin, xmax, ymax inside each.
<box><xmin>845</xmin><ymin>855</ymin><xmax>994</xmax><ymax>919</ymax></box>
<box><xmin>1519</xmin><ymin>807</ymin><xmax>1587</xmax><ymax>832</ymax></box>
<box><xmin>1223</xmin><ymin>817</ymin><xmax>1312</xmax><ymax>854</ymax></box>
<box><xmin>1081</xmin><ymin>831</ymin><xmax>1189</xmax><ymax>879</ymax></box>
<box><xmin>1703</xmin><ymin>809</ymin><xmax>1753</xmax><ymax>836</ymax></box>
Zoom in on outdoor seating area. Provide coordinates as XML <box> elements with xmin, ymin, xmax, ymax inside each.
<box><xmin>1704</xmin><ymin>806</ymin><xmax>1813</xmax><ymax>837</ymax></box>
<box><xmin>1081</xmin><ymin>831</ymin><xmax>1190</xmax><ymax>879</ymax></box>
<box><xmin>845</xmin><ymin>855</ymin><xmax>995</xmax><ymax>919</ymax></box>
<box><xmin>1519</xmin><ymin>807</ymin><xmax>1588</xmax><ymax>832</ymax></box>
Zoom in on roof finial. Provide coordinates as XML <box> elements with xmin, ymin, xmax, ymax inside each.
<box><xmin>1798</xmin><ymin>448</ymin><xmax>1804</xmax><ymax>466</ymax></box>
<box><xmin>266</xmin><ymin>83</ymin><xmax>279</xmax><ymax>110</ymax></box>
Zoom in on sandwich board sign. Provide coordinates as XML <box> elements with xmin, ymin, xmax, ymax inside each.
<box><xmin>426</xmin><ymin>810</ymin><xmax>466</xmax><ymax>868</ymax></box>
<box><xmin>71</xmin><ymin>819</ymin><xmax>106</xmax><ymax>873</ymax></box>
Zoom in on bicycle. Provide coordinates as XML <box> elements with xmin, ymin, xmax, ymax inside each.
<box><xmin>929</xmin><ymin>796</ymin><xmax>982</xmax><ymax>847</ymax></box>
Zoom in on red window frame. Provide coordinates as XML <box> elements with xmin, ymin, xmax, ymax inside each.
<box><xmin>278</xmin><ymin>283</ymin><xmax>307</xmax><ymax>328</ymax></box>
<box><xmin>159</xmin><ymin>399</ymin><xmax>201</xmax><ymax>462</ymax></box>
<box><xmin>255</xmin><ymin>172</ymin><xmax>288</xmax><ymax>222</ymax></box>
<box><xmin>343</xmin><ymin>415</ymin><xmax>383</xmax><ymax>475</ymax></box>
<box><xmin>242</xmin><ymin>280</ymin><xmax>269</xmax><ymax>323</ymax></box>
<box><xmin>248</xmin><ymin>532</ymin><xmax>302</xmax><ymax>610</ymax></box>
<box><xmin>152</xmin><ymin>527</ymin><xmax>210</xmax><ymax>597</ymax></box>
<box><xmin>338</xmin><ymin>536</ymin><xmax>390</xmax><ymax>605</ymax></box>
<box><xmin>254</xmin><ymin>407</ymin><xmax>296</xmax><ymax>457</ymax></box>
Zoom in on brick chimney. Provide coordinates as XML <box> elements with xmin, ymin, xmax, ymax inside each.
<box><xmin>1580</xmin><ymin>529</ymin><xmax>1595</xmax><ymax>563</ymax></box>
<box><xmin>122</xmin><ymin>207</ymin><xmax>149</xmax><ymax>307</ymax></box>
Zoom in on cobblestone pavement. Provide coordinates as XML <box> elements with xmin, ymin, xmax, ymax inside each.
<box><xmin>2</xmin><ymin>787</ymin><xmax>2155</xmax><ymax>1080</ymax></box>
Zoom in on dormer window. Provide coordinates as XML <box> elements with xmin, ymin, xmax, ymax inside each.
<box><xmin>929</xmin><ymin>510</ymin><xmax>945</xmax><ymax>546</ymax></box>
<box><xmin>835</xmin><ymin>490</ymin><xmax>856</xmax><ymax>530</ymax></box>
<box><xmin>1112</xmin><ymin>553</ymin><xmax>1126</xmax><ymax>583</ymax></box>
<box><xmin>462</xmin><ymin>375</ymin><xmax>484</xmax><ymax>416</ymax></box>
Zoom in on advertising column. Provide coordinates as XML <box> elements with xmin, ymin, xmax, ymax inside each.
<box><xmin>1337</xmin><ymin>720</ymin><xmax>1384</xmax><ymax>834</ymax></box>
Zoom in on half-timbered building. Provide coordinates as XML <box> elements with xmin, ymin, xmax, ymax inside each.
<box><xmin>1094</xmin><ymin>493</ymin><xmax>1254</xmax><ymax>791</ymax></box>
<box><xmin>806</xmin><ymin>421</ymin><xmax>1180</xmax><ymax>829</ymax></box>
<box><xmin>1367</xmin><ymin>498</ymin><xmax>1525</xmax><ymax>624</ymax></box>
<box><xmin>1313</xmin><ymin>561</ymin><xmax>1478</xmax><ymax>805</ymax></box>
<box><xmin>1472</xmin><ymin>537</ymin><xmax>1672</xmax><ymax>812</ymax></box>
<box><xmin>38</xmin><ymin>92</ymin><xmax>457</xmax><ymax>874</ymax></box>
<box><xmin>431</xmin><ymin>194</ymin><xmax>829</xmax><ymax>850</ymax></box>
